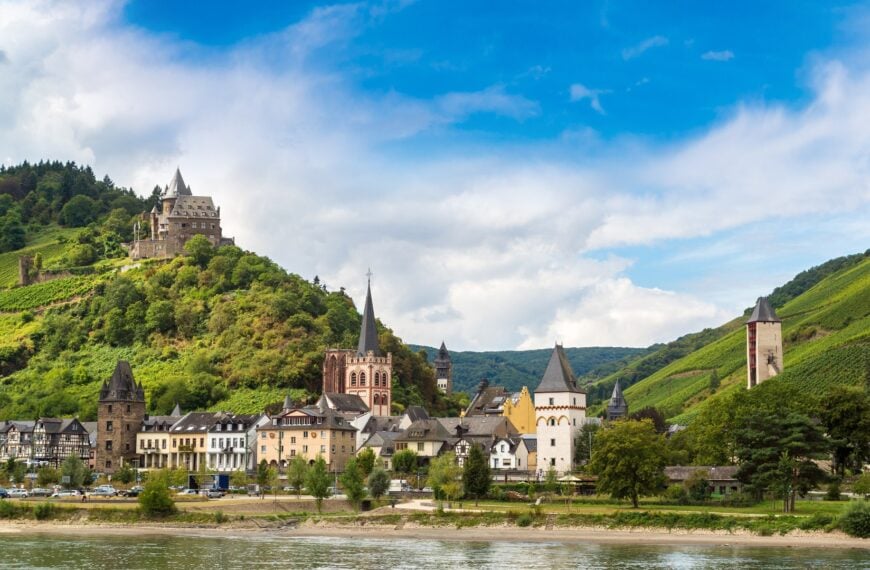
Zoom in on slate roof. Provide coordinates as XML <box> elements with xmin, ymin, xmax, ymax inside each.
<box><xmin>664</xmin><ymin>465</ymin><xmax>739</xmax><ymax>482</ymax></box>
<box><xmin>360</xmin><ymin>415</ymin><xmax>402</xmax><ymax>434</ymax></box>
<box><xmin>0</xmin><ymin>420</ymin><xmax>35</xmax><ymax>434</ymax></box>
<box><xmin>520</xmin><ymin>434</ymin><xmax>537</xmax><ymax>453</ymax></box>
<box><xmin>361</xmin><ymin>431</ymin><xmax>402</xmax><ymax>456</ymax></box>
<box><xmin>437</xmin><ymin>416</ymin><xmax>516</xmax><ymax>438</ymax></box>
<box><xmin>35</xmin><ymin>418</ymin><xmax>86</xmax><ymax>434</ymax></box>
<box><xmin>319</xmin><ymin>393</ymin><xmax>370</xmax><ymax>414</ymax></box>
<box><xmin>168</xmin><ymin>195</ymin><xmax>218</xmax><ymax>218</ymax></box>
<box><xmin>398</xmin><ymin>419</ymin><xmax>452</xmax><ymax>441</ymax></box>
<box><xmin>99</xmin><ymin>361</ymin><xmax>145</xmax><ymax>402</ymax></box>
<box><xmin>163</xmin><ymin>168</ymin><xmax>191</xmax><ymax>197</ymax></box>
<box><xmin>535</xmin><ymin>344</ymin><xmax>582</xmax><ymax>393</ymax></box>
<box><xmin>357</xmin><ymin>279</ymin><xmax>380</xmax><ymax>356</ymax></box>
<box><xmin>404</xmin><ymin>406</ymin><xmax>429</xmax><ymax>422</ymax></box>
<box><xmin>171</xmin><ymin>403</ymin><xmax>182</xmax><ymax>417</ymax></box>
<box><xmin>465</xmin><ymin>382</ymin><xmax>511</xmax><ymax>416</ymax></box>
<box><xmin>606</xmin><ymin>380</ymin><xmax>628</xmax><ymax>419</ymax></box>
<box><xmin>746</xmin><ymin>296</ymin><xmax>781</xmax><ymax>323</ymax></box>
<box><xmin>434</xmin><ymin>341</ymin><xmax>451</xmax><ymax>363</ymax></box>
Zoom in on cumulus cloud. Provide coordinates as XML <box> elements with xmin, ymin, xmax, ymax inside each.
<box><xmin>569</xmin><ymin>83</ymin><xmax>608</xmax><ymax>114</ymax></box>
<box><xmin>0</xmin><ymin>1</ymin><xmax>867</xmax><ymax>350</ymax></box>
<box><xmin>622</xmin><ymin>35</ymin><xmax>669</xmax><ymax>60</ymax></box>
<box><xmin>701</xmin><ymin>50</ymin><xmax>734</xmax><ymax>61</ymax></box>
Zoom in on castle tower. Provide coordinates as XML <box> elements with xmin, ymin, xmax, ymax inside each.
<box><xmin>95</xmin><ymin>361</ymin><xmax>146</xmax><ymax>473</ymax></box>
<box><xmin>434</xmin><ymin>341</ymin><xmax>453</xmax><ymax>395</ymax></box>
<box><xmin>606</xmin><ymin>380</ymin><xmax>628</xmax><ymax>421</ymax></box>
<box><xmin>534</xmin><ymin>344</ymin><xmax>586</xmax><ymax>474</ymax></box>
<box><xmin>746</xmin><ymin>296</ymin><xmax>783</xmax><ymax>389</ymax></box>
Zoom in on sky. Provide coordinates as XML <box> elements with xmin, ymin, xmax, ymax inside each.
<box><xmin>0</xmin><ymin>0</ymin><xmax>868</xmax><ymax>350</ymax></box>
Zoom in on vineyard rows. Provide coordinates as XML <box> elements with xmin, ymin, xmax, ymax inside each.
<box><xmin>0</xmin><ymin>276</ymin><xmax>97</xmax><ymax>311</ymax></box>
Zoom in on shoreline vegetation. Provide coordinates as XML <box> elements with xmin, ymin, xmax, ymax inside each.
<box><xmin>0</xmin><ymin>502</ymin><xmax>867</xmax><ymax>549</ymax></box>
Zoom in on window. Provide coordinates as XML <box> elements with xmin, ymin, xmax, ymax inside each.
<box><xmin>139</xmin><ymin>440</ymin><xmax>144</xmax><ymax>449</ymax></box>
<box><xmin>548</xmin><ymin>418</ymin><xmax>555</xmax><ymax>426</ymax></box>
<box><xmin>260</xmin><ymin>445</ymin><xmax>266</xmax><ymax>453</ymax></box>
<box><xmin>320</xmin><ymin>445</ymin><xmax>326</xmax><ymax>453</ymax></box>
<box><xmin>374</xmin><ymin>372</ymin><xmax>380</xmax><ymax>386</ymax></box>
<box><xmin>105</xmin><ymin>441</ymin><xmax>113</xmax><ymax>451</ymax></box>
<box><xmin>106</xmin><ymin>421</ymin><xmax>113</xmax><ymax>432</ymax></box>
<box><xmin>302</xmin><ymin>445</ymin><xmax>308</xmax><ymax>453</ymax></box>
<box><xmin>106</xmin><ymin>460</ymin><xmax>112</xmax><ymax>469</ymax></box>
<box><xmin>173</xmin><ymin>440</ymin><xmax>177</xmax><ymax>448</ymax></box>
<box><xmin>360</xmin><ymin>372</ymin><xmax>366</xmax><ymax>386</ymax></box>
<box><xmin>291</xmin><ymin>436</ymin><xmax>296</xmax><ymax>444</ymax></box>
<box><xmin>108</xmin><ymin>405</ymin><xmax>112</xmax><ymax>413</ymax></box>
<box><xmin>549</xmin><ymin>397</ymin><xmax>554</xmax><ymax>406</ymax></box>
<box><xmin>125</xmin><ymin>443</ymin><xmax>130</xmax><ymax>451</ymax></box>
<box><xmin>162</xmin><ymin>440</ymin><xmax>166</xmax><ymax>449</ymax></box>
<box><xmin>219</xmin><ymin>438</ymin><xmax>224</xmax><ymax>448</ymax></box>
<box><xmin>303</xmin><ymin>431</ymin><xmax>308</xmax><ymax>438</ymax></box>
<box><xmin>502</xmin><ymin>459</ymin><xmax>511</xmax><ymax>466</ymax></box>
<box><xmin>260</xmin><ymin>433</ymin><xmax>266</xmax><ymax>439</ymax></box>
<box><xmin>126</xmin><ymin>424</ymin><xmax>130</xmax><ymax>432</ymax></box>
<box><xmin>350</xmin><ymin>372</ymin><xmax>357</xmax><ymax>386</ymax></box>
<box><xmin>417</xmin><ymin>442</ymin><xmax>424</xmax><ymax>452</ymax></box>
<box><xmin>550</xmin><ymin>439</ymin><xmax>555</xmax><ymax>447</ymax></box>
<box><xmin>126</xmin><ymin>404</ymin><xmax>131</xmax><ymax>413</ymax></box>
<box><xmin>573</xmin><ymin>398</ymin><xmax>576</xmax><ymax>406</ymax></box>
<box><xmin>199</xmin><ymin>438</ymin><xmax>204</xmax><ymax>448</ymax></box>
<box><xmin>320</xmin><ymin>431</ymin><xmax>324</xmax><ymax>439</ymax></box>
<box><xmin>550</xmin><ymin>458</ymin><xmax>555</xmax><ymax>466</ymax></box>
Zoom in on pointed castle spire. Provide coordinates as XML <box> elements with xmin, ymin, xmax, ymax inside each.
<box><xmin>357</xmin><ymin>270</ymin><xmax>380</xmax><ymax>356</ymax></box>
<box><xmin>170</xmin><ymin>402</ymin><xmax>182</xmax><ymax>417</ymax></box>
<box><xmin>535</xmin><ymin>344</ymin><xmax>582</xmax><ymax>393</ymax></box>
<box><xmin>164</xmin><ymin>167</ymin><xmax>191</xmax><ymax>197</ymax></box>
<box><xmin>283</xmin><ymin>394</ymin><xmax>293</xmax><ymax>412</ymax></box>
<box><xmin>606</xmin><ymin>380</ymin><xmax>628</xmax><ymax>420</ymax></box>
<box><xmin>747</xmin><ymin>296</ymin><xmax>781</xmax><ymax>323</ymax></box>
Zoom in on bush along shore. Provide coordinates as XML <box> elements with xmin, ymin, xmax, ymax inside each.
<box><xmin>1</xmin><ymin>502</ymin><xmax>869</xmax><ymax>539</ymax></box>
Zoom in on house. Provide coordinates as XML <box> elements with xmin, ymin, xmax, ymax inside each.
<box><xmin>438</xmin><ymin>415</ymin><xmax>517</xmax><ymax>466</ymax></box>
<box><xmin>358</xmin><ymin>431</ymin><xmax>402</xmax><ymax>470</ymax></box>
<box><xmin>664</xmin><ymin>466</ymin><xmax>742</xmax><ymax>495</ymax></box>
<box><xmin>96</xmin><ymin>360</ymin><xmax>146</xmax><ymax>473</ymax></box>
<box><xmin>205</xmin><ymin>413</ymin><xmax>268</xmax><ymax>473</ymax></box>
<box><xmin>136</xmin><ymin>406</ymin><xmax>182</xmax><ymax>470</ymax></box>
<box><xmin>31</xmin><ymin>418</ymin><xmax>90</xmax><ymax>468</ymax></box>
<box><xmin>167</xmin><ymin>412</ymin><xmax>217</xmax><ymax>471</ymax></box>
<box><xmin>0</xmin><ymin>421</ymin><xmax>34</xmax><ymax>462</ymax></box>
<box><xmin>394</xmin><ymin>419</ymin><xmax>454</xmax><ymax>461</ymax></box>
<box><xmin>465</xmin><ymin>380</ymin><xmax>511</xmax><ymax>417</ymax></box>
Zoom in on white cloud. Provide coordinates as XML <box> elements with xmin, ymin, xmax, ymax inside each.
<box><xmin>569</xmin><ymin>83</ymin><xmax>608</xmax><ymax>114</ymax></box>
<box><xmin>622</xmin><ymin>35</ymin><xmax>669</xmax><ymax>60</ymax></box>
<box><xmin>701</xmin><ymin>50</ymin><xmax>734</xmax><ymax>61</ymax></box>
<box><xmin>0</xmin><ymin>1</ymin><xmax>867</xmax><ymax>351</ymax></box>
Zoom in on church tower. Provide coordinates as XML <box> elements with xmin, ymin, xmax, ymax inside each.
<box><xmin>434</xmin><ymin>341</ymin><xmax>453</xmax><ymax>395</ymax></box>
<box><xmin>746</xmin><ymin>296</ymin><xmax>783</xmax><ymax>389</ymax></box>
<box><xmin>95</xmin><ymin>361</ymin><xmax>146</xmax><ymax>473</ymax></box>
<box><xmin>606</xmin><ymin>379</ymin><xmax>628</xmax><ymax>421</ymax></box>
<box><xmin>535</xmin><ymin>344</ymin><xmax>586</xmax><ymax>474</ymax></box>
<box><xmin>342</xmin><ymin>276</ymin><xmax>392</xmax><ymax>416</ymax></box>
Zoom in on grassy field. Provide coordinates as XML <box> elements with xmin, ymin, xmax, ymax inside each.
<box><xmin>0</xmin><ymin>226</ymin><xmax>79</xmax><ymax>288</ymax></box>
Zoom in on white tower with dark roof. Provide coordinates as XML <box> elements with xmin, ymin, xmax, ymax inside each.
<box><xmin>746</xmin><ymin>296</ymin><xmax>783</xmax><ymax>389</ymax></box>
<box><xmin>534</xmin><ymin>344</ymin><xmax>586</xmax><ymax>474</ymax></box>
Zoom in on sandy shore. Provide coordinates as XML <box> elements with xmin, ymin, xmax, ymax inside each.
<box><xmin>0</xmin><ymin>520</ymin><xmax>866</xmax><ymax>549</ymax></box>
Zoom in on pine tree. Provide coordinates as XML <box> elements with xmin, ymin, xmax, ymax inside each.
<box><xmin>462</xmin><ymin>444</ymin><xmax>491</xmax><ymax>505</ymax></box>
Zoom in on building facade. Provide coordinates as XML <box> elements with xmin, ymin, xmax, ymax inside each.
<box><xmin>257</xmin><ymin>403</ymin><xmax>356</xmax><ymax>472</ymax></box>
<box><xmin>96</xmin><ymin>361</ymin><xmax>146</xmax><ymax>473</ymax></box>
<box><xmin>130</xmin><ymin>168</ymin><xmax>233</xmax><ymax>259</ymax></box>
<box><xmin>535</xmin><ymin>344</ymin><xmax>586</xmax><ymax>474</ymax></box>
<box><xmin>746</xmin><ymin>296</ymin><xmax>783</xmax><ymax>389</ymax></box>
<box><xmin>502</xmin><ymin>387</ymin><xmax>536</xmax><ymax>434</ymax></box>
<box><xmin>322</xmin><ymin>278</ymin><xmax>392</xmax><ymax>416</ymax></box>
<box><xmin>31</xmin><ymin>418</ymin><xmax>90</xmax><ymax>468</ymax></box>
<box><xmin>434</xmin><ymin>341</ymin><xmax>453</xmax><ymax>395</ymax></box>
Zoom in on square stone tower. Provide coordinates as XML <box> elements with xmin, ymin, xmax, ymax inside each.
<box><xmin>96</xmin><ymin>361</ymin><xmax>146</xmax><ymax>473</ymax></box>
<box><xmin>746</xmin><ymin>296</ymin><xmax>783</xmax><ymax>389</ymax></box>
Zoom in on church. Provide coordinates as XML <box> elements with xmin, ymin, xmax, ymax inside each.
<box><xmin>322</xmin><ymin>277</ymin><xmax>393</xmax><ymax>416</ymax></box>
<box><xmin>130</xmin><ymin>168</ymin><xmax>234</xmax><ymax>260</ymax></box>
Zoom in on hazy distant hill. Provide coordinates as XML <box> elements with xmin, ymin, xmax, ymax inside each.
<box><xmin>409</xmin><ymin>345</ymin><xmax>648</xmax><ymax>395</ymax></box>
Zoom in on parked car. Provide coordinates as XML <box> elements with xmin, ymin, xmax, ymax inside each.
<box><xmin>120</xmin><ymin>486</ymin><xmax>143</xmax><ymax>498</ymax></box>
<box><xmin>7</xmin><ymin>488</ymin><xmax>28</xmax><ymax>499</ymax></box>
<box><xmin>30</xmin><ymin>488</ymin><xmax>52</xmax><ymax>498</ymax></box>
<box><xmin>0</xmin><ymin>487</ymin><xmax>8</xmax><ymax>499</ymax></box>
<box><xmin>177</xmin><ymin>488</ymin><xmax>199</xmax><ymax>496</ymax></box>
<box><xmin>51</xmin><ymin>490</ymin><xmax>80</xmax><ymax>498</ymax></box>
<box><xmin>91</xmin><ymin>488</ymin><xmax>117</xmax><ymax>497</ymax></box>
<box><xmin>204</xmin><ymin>488</ymin><xmax>224</xmax><ymax>499</ymax></box>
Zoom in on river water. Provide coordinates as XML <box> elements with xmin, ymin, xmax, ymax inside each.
<box><xmin>0</xmin><ymin>534</ymin><xmax>867</xmax><ymax>569</ymax></box>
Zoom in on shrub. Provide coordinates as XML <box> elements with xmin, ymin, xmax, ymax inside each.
<box><xmin>0</xmin><ymin>500</ymin><xmax>17</xmax><ymax>518</ymax></box>
<box><xmin>839</xmin><ymin>500</ymin><xmax>870</xmax><ymax>538</ymax></box>
<box><xmin>756</xmin><ymin>524</ymin><xmax>774</xmax><ymax>537</ymax></box>
<box><xmin>34</xmin><ymin>502</ymin><xmax>56</xmax><ymax>520</ymax></box>
<box><xmin>138</xmin><ymin>471</ymin><xmax>177</xmax><ymax>518</ymax></box>
<box><xmin>798</xmin><ymin>512</ymin><xmax>834</xmax><ymax>531</ymax></box>
<box><xmin>516</xmin><ymin>513</ymin><xmax>533</xmax><ymax>527</ymax></box>
<box><xmin>663</xmin><ymin>484</ymin><xmax>689</xmax><ymax>505</ymax></box>
<box><xmin>825</xmin><ymin>481</ymin><xmax>841</xmax><ymax>501</ymax></box>
<box><xmin>214</xmin><ymin>511</ymin><xmax>227</xmax><ymax>524</ymax></box>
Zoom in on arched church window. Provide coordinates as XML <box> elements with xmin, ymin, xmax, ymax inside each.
<box><xmin>374</xmin><ymin>394</ymin><xmax>380</xmax><ymax>405</ymax></box>
<box><xmin>548</xmin><ymin>418</ymin><xmax>555</xmax><ymax>426</ymax></box>
<box><xmin>360</xmin><ymin>372</ymin><xmax>366</xmax><ymax>386</ymax></box>
<box><xmin>383</xmin><ymin>373</ymin><xmax>389</xmax><ymax>386</ymax></box>
<box><xmin>350</xmin><ymin>372</ymin><xmax>357</xmax><ymax>386</ymax></box>
<box><xmin>374</xmin><ymin>372</ymin><xmax>380</xmax><ymax>386</ymax></box>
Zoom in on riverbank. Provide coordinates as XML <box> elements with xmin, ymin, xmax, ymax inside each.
<box><xmin>0</xmin><ymin>519</ymin><xmax>866</xmax><ymax>549</ymax></box>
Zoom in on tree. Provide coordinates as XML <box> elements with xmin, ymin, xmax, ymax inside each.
<box><xmin>462</xmin><ymin>444</ymin><xmax>491</xmax><ymax>504</ymax></box>
<box><xmin>230</xmin><ymin>470</ymin><xmax>249</xmax><ymax>490</ymax></box>
<box><xmin>37</xmin><ymin>467</ymin><xmax>60</xmax><ymax>487</ymax></box>
<box><xmin>59</xmin><ymin>194</ymin><xmax>99</xmax><ymax>227</ymax></box>
<box><xmin>368</xmin><ymin>468</ymin><xmax>390</xmax><ymax>501</ymax></box>
<box><xmin>357</xmin><ymin>448</ymin><xmax>376</xmax><ymax>478</ymax></box>
<box><xmin>709</xmin><ymin>370</ymin><xmax>720</xmax><ymax>392</ymax></box>
<box><xmin>146</xmin><ymin>300</ymin><xmax>175</xmax><ymax>334</ymax></box>
<box><xmin>286</xmin><ymin>455</ymin><xmax>309</xmax><ymax>498</ymax></box>
<box><xmin>305</xmin><ymin>456</ymin><xmax>332</xmax><ymax>513</ymax></box>
<box><xmin>574</xmin><ymin>422</ymin><xmax>600</xmax><ymax>467</ymax></box>
<box><xmin>339</xmin><ymin>457</ymin><xmax>367</xmax><ymax>511</ymax></box>
<box><xmin>817</xmin><ymin>385</ymin><xmax>870</xmax><ymax>477</ymax></box>
<box><xmin>684</xmin><ymin>469</ymin><xmax>710</xmax><ymax>502</ymax></box>
<box><xmin>854</xmin><ymin>472</ymin><xmax>870</xmax><ymax>497</ymax></box>
<box><xmin>139</xmin><ymin>469</ymin><xmax>177</xmax><ymax>517</ymax></box>
<box><xmin>392</xmin><ymin>449</ymin><xmax>418</xmax><ymax>475</ymax></box>
<box><xmin>266</xmin><ymin>467</ymin><xmax>279</xmax><ymax>501</ymax></box>
<box><xmin>735</xmin><ymin>411</ymin><xmax>829</xmax><ymax>512</ymax></box>
<box><xmin>628</xmin><ymin>407</ymin><xmax>668</xmax><ymax>434</ymax></box>
<box><xmin>115</xmin><ymin>463</ymin><xmax>136</xmax><ymax>485</ymax></box>
<box><xmin>428</xmin><ymin>452</ymin><xmax>462</xmax><ymax>507</ymax></box>
<box><xmin>589</xmin><ymin>419</ymin><xmax>667</xmax><ymax>508</ymax></box>
<box><xmin>8</xmin><ymin>460</ymin><xmax>26</xmax><ymax>485</ymax></box>
<box><xmin>544</xmin><ymin>466</ymin><xmax>559</xmax><ymax>494</ymax></box>
<box><xmin>184</xmin><ymin>234</ymin><xmax>215</xmax><ymax>268</ymax></box>
<box><xmin>60</xmin><ymin>455</ymin><xmax>87</xmax><ymax>489</ymax></box>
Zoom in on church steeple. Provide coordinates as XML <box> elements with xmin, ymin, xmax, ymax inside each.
<box><xmin>357</xmin><ymin>272</ymin><xmax>380</xmax><ymax>356</ymax></box>
<box><xmin>606</xmin><ymin>380</ymin><xmax>628</xmax><ymax>420</ymax></box>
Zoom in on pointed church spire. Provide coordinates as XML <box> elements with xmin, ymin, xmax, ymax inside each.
<box><xmin>357</xmin><ymin>272</ymin><xmax>380</xmax><ymax>356</ymax></box>
<box><xmin>283</xmin><ymin>394</ymin><xmax>293</xmax><ymax>412</ymax></box>
<box><xmin>170</xmin><ymin>402</ymin><xmax>181</xmax><ymax>417</ymax></box>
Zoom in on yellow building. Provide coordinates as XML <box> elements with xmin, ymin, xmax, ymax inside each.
<box><xmin>256</xmin><ymin>405</ymin><xmax>356</xmax><ymax>472</ymax></box>
<box><xmin>502</xmin><ymin>387</ymin><xmax>536</xmax><ymax>434</ymax></box>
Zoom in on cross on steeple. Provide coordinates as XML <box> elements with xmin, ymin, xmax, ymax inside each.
<box><xmin>366</xmin><ymin>268</ymin><xmax>373</xmax><ymax>284</ymax></box>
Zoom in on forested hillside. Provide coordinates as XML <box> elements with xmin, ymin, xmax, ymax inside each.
<box><xmin>0</xmin><ymin>162</ymin><xmax>460</xmax><ymax>420</ymax></box>
<box><xmin>411</xmin><ymin>345</ymin><xmax>647</xmax><ymax>394</ymax></box>
<box><xmin>588</xmin><ymin>252</ymin><xmax>870</xmax><ymax>422</ymax></box>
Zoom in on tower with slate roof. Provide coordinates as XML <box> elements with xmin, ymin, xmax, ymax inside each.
<box><xmin>96</xmin><ymin>361</ymin><xmax>146</xmax><ymax>473</ymax></box>
<box><xmin>746</xmin><ymin>296</ymin><xmax>783</xmax><ymax>389</ymax></box>
<box><xmin>322</xmin><ymin>274</ymin><xmax>393</xmax><ymax>416</ymax></box>
<box><xmin>534</xmin><ymin>344</ymin><xmax>586</xmax><ymax>473</ymax></box>
<box><xmin>434</xmin><ymin>341</ymin><xmax>453</xmax><ymax>395</ymax></box>
<box><xmin>606</xmin><ymin>380</ymin><xmax>628</xmax><ymax>421</ymax></box>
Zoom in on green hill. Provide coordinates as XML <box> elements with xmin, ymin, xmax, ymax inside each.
<box><xmin>410</xmin><ymin>344</ymin><xmax>647</xmax><ymax>395</ymax></box>
<box><xmin>589</xmin><ymin>252</ymin><xmax>870</xmax><ymax>422</ymax></box>
<box><xmin>0</xmin><ymin>162</ymin><xmax>459</xmax><ymax>421</ymax></box>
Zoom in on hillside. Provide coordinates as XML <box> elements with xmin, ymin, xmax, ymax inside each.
<box><xmin>589</xmin><ymin>252</ymin><xmax>870</xmax><ymax>422</ymax></box>
<box><xmin>0</xmin><ymin>162</ymin><xmax>460</xmax><ymax>420</ymax></box>
<box><xmin>410</xmin><ymin>344</ymin><xmax>647</xmax><ymax>395</ymax></box>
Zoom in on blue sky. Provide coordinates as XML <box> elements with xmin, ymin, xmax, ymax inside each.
<box><xmin>1</xmin><ymin>1</ymin><xmax>868</xmax><ymax>349</ymax></box>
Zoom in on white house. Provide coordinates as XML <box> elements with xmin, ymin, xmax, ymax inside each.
<box><xmin>535</xmin><ymin>344</ymin><xmax>586</xmax><ymax>474</ymax></box>
<box><xmin>206</xmin><ymin>413</ymin><xmax>269</xmax><ymax>473</ymax></box>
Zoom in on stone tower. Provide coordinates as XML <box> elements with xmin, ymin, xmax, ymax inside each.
<box><xmin>534</xmin><ymin>344</ymin><xmax>586</xmax><ymax>474</ymax></box>
<box><xmin>434</xmin><ymin>341</ymin><xmax>453</xmax><ymax>395</ymax></box>
<box><xmin>606</xmin><ymin>379</ymin><xmax>628</xmax><ymax>421</ymax></box>
<box><xmin>746</xmin><ymin>297</ymin><xmax>783</xmax><ymax>389</ymax></box>
<box><xmin>95</xmin><ymin>361</ymin><xmax>146</xmax><ymax>473</ymax></box>
<box><xmin>322</xmin><ymin>276</ymin><xmax>392</xmax><ymax>416</ymax></box>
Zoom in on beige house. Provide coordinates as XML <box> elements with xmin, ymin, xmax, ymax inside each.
<box><xmin>393</xmin><ymin>419</ymin><xmax>453</xmax><ymax>460</ymax></box>
<box><xmin>256</xmin><ymin>404</ymin><xmax>356</xmax><ymax>472</ymax></box>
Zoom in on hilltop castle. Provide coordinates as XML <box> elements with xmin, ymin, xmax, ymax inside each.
<box><xmin>130</xmin><ymin>168</ymin><xmax>234</xmax><ymax>260</ymax></box>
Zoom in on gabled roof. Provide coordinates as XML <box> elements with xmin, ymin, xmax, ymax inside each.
<box><xmin>398</xmin><ymin>419</ymin><xmax>452</xmax><ymax>442</ymax></box>
<box><xmin>164</xmin><ymin>167</ymin><xmax>191</xmax><ymax>197</ymax></box>
<box><xmin>404</xmin><ymin>406</ymin><xmax>429</xmax><ymax>422</ymax></box>
<box><xmin>535</xmin><ymin>344</ymin><xmax>582</xmax><ymax>393</ymax></box>
<box><xmin>171</xmin><ymin>403</ymin><xmax>182</xmax><ymax>417</ymax></box>
<box><xmin>320</xmin><ymin>393</ymin><xmax>370</xmax><ymax>415</ymax></box>
<box><xmin>357</xmin><ymin>279</ymin><xmax>380</xmax><ymax>356</ymax></box>
<box><xmin>437</xmin><ymin>416</ymin><xmax>516</xmax><ymax>438</ymax></box>
<box><xmin>168</xmin><ymin>195</ymin><xmax>218</xmax><ymax>218</ymax></box>
<box><xmin>664</xmin><ymin>465</ymin><xmax>739</xmax><ymax>482</ymax></box>
<box><xmin>465</xmin><ymin>382</ymin><xmax>511</xmax><ymax>416</ymax></box>
<box><xmin>100</xmin><ymin>361</ymin><xmax>145</xmax><ymax>402</ymax></box>
<box><xmin>747</xmin><ymin>296</ymin><xmax>781</xmax><ymax>323</ymax></box>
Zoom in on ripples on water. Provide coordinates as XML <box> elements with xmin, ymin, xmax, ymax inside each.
<box><xmin>1</xmin><ymin>534</ymin><xmax>867</xmax><ymax>569</ymax></box>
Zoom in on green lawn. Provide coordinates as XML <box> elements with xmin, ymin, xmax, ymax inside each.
<box><xmin>0</xmin><ymin>226</ymin><xmax>80</xmax><ymax>288</ymax></box>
